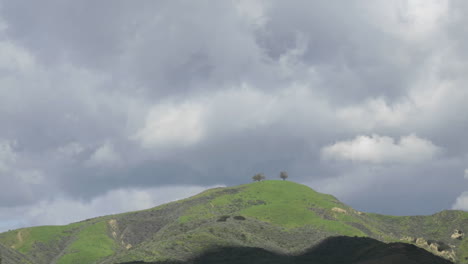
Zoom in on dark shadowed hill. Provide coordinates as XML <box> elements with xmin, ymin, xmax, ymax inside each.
<box><xmin>121</xmin><ymin>236</ymin><xmax>453</xmax><ymax>264</ymax></box>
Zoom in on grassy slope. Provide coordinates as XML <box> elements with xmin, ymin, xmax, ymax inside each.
<box><xmin>0</xmin><ymin>219</ymin><xmax>118</xmax><ymax>264</ymax></box>
<box><xmin>179</xmin><ymin>181</ymin><xmax>365</xmax><ymax>234</ymax></box>
<box><xmin>1</xmin><ymin>180</ymin><xmax>468</xmax><ymax>263</ymax></box>
<box><xmin>56</xmin><ymin>221</ymin><xmax>117</xmax><ymax>264</ymax></box>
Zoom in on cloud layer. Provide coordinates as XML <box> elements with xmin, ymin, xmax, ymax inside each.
<box><xmin>0</xmin><ymin>0</ymin><xmax>467</xmax><ymax>230</ymax></box>
<box><xmin>321</xmin><ymin>134</ymin><xmax>441</xmax><ymax>164</ymax></box>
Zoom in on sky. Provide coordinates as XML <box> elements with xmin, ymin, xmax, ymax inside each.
<box><xmin>0</xmin><ymin>0</ymin><xmax>468</xmax><ymax>232</ymax></box>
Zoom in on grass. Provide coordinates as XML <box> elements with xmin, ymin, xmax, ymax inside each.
<box><xmin>178</xmin><ymin>181</ymin><xmax>365</xmax><ymax>235</ymax></box>
<box><xmin>56</xmin><ymin>221</ymin><xmax>117</xmax><ymax>264</ymax></box>
<box><xmin>2</xmin><ymin>180</ymin><xmax>468</xmax><ymax>264</ymax></box>
<box><xmin>0</xmin><ymin>222</ymin><xmax>84</xmax><ymax>254</ymax></box>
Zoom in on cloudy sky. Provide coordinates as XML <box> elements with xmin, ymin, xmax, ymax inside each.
<box><xmin>0</xmin><ymin>0</ymin><xmax>468</xmax><ymax>231</ymax></box>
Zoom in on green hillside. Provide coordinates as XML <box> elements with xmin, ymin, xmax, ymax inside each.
<box><xmin>0</xmin><ymin>180</ymin><xmax>467</xmax><ymax>263</ymax></box>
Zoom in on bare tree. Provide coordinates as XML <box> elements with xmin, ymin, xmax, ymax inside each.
<box><xmin>280</xmin><ymin>171</ymin><xmax>288</xmax><ymax>181</ymax></box>
<box><xmin>252</xmin><ymin>173</ymin><xmax>266</xmax><ymax>182</ymax></box>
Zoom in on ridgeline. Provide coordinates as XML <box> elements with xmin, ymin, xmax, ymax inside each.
<box><xmin>0</xmin><ymin>181</ymin><xmax>467</xmax><ymax>263</ymax></box>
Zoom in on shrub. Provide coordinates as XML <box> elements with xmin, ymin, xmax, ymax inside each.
<box><xmin>252</xmin><ymin>173</ymin><xmax>266</xmax><ymax>182</ymax></box>
<box><xmin>280</xmin><ymin>171</ymin><xmax>288</xmax><ymax>181</ymax></box>
<box><xmin>217</xmin><ymin>215</ymin><xmax>230</xmax><ymax>222</ymax></box>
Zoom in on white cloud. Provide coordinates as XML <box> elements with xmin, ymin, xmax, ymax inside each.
<box><xmin>321</xmin><ymin>134</ymin><xmax>441</xmax><ymax>164</ymax></box>
<box><xmin>453</xmin><ymin>169</ymin><xmax>468</xmax><ymax>210</ymax></box>
<box><xmin>0</xmin><ymin>184</ymin><xmax>224</xmax><ymax>230</ymax></box>
<box><xmin>337</xmin><ymin>57</ymin><xmax>468</xmax><ymax>135</ymax></box>
<box><xmin>133</xmin><ymin>85</ymin><xmax>273</xmax><ymax>149</ymax></box>
<box><xmin>0</xmin><ymin>140</ymin><xmax>16</xmax><ymax>172</ymax></box>
<box><xmin>400</xmin><ymin>0</ymin><xmax>449</xmax><ymax>37</ymax></box>
<box><xmin>134</xmin><ymin>83</ymin><xmax>335</xmax><ymax>150</ymax></box>
<box><xmin>366</xmin><ymin>0</ymin><xmax>449</xmax><ymax>41</ymax></box>
<box><xmin>0</xmin><ymin>40</ymin><xmax>35</xmax><ymax>72</ymax></box>
<box><xmin>135</xmin><ymin>102</ymin><xmax>205</xmax><ymax>148</ymax></box>
<box><xmin>452</xmin><ymin>192</ymin><xmax>468</xmax><ymax>210</ymax></box>
<box><xmin>86</xmin><ymin>142</ymin><xmax>121</xmax><ymax>166</ymax></box>
<box><xmin>235</xmin><ymin>0</ymin><xmax>268</xmax><ymax>27</ymax></box>
<box><xmin>337</xmin><ymin>97</ymin><xmax>412</xmax><ymax>130</ymax></box>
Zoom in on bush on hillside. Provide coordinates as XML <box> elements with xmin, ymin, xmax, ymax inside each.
<box><xmin>217</xmin><ymin>215</ymin><xmax>230</xmax><ymax>222</ymax></box>
<box><xmin>280</xmin><ymin>171</ymin><xmax>288</xmax><ymax>181</ymax></box>
<box><xmin>252</xmin><ymin>173</ymin><xmax>266</xmax><ymax>182</ymax></box>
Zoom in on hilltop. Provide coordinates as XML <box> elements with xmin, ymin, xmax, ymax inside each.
<box><xmin>0</xmin><ymin>180</ymin><xmax>467</xmax><ymax>263</ymax></box>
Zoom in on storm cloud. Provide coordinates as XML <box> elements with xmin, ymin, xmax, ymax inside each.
<box><xmin>0</xmin><ymin>0</ymin><xmax>467</xmax><ymax>230</ymax></box>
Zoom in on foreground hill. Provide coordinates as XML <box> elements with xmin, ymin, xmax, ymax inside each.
<box><xmin>0</xmin><ymin>180</ymin><xmax>467</xmax><ymax>263</ymax></box>
<box><xmin>123</xmin><ymin>236</ymin><xmax>452</xmax><ymax>264</ymax></box>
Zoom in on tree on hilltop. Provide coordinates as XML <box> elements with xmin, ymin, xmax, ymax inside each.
<box><xmin>252</xmin><ymin>173</ymin><xmax>266</xmax><ymax>182</ymax></box>
<box><xmin>280</xmin><ymin>171</ymin><xmax>288</xmax><ymax>181</ymax></box>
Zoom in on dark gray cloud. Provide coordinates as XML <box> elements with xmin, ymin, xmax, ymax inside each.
<box><xmin>1</xmin><ymin>0</ymin><xmax>146</xmax><ymax>67</ymax></box>
<box><xmin>0</xmin><ymin>0</ymin><xmax>467</xmax><ymax>230</ymax></box>
<box><xmin>1</xmin><ymin>0</ymin><xmax>275</xmax><ymax>98</ymax></box>
<box><xmin>258</xmin><ymin>0</ymin><xmax>427</xmax><ymax>104</ymax></box>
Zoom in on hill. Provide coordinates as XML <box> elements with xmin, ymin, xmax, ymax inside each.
<box><xmin>0</xmin><ymin>180</ymin><xmax>467</xmax><ymax>263</ymax></box>
<box><xmin>121</xmin><ymin>236</ymin><xmax>453</xmax><ymax>264</ymax></box>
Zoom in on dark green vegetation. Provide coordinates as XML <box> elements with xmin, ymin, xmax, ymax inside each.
<box><xmin>0</xmin><ymin>243</ymin><xmax>32</xmax><ymax>264</ymax></box>
<box><xmin>122</xmin><ymin>236</ymin><xmax>452</xmax><ymax>264</ymax></box>
<box><xmin>0</xmin><ymin>181</ymin><xmax>467</xmax><ymax>263</ymax></box>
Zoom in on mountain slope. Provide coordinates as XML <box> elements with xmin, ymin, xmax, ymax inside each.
<box><xmin>0</xmin><ymin>243</ymin><xmax>33</xmax><ymax>264</ymax></box>
<box><xmin>122</xmin><ymin>236</ymin><xmax>453</xmax><ymax>264</ymax></box>
<box><xmin>0</xmin><ymin>180</ymin><xmax>467</xmax><ymax>263</ymax></box>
